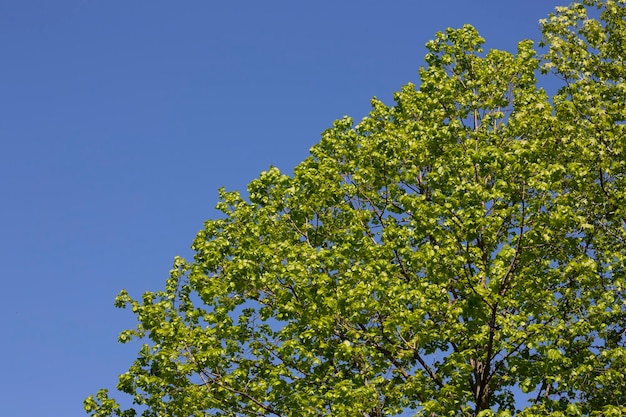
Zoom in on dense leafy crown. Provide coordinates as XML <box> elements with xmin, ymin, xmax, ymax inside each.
<box><xmin>86</xmin><ymin>1</ymin><xmax>626</xmax><ymax>416</ymax></box>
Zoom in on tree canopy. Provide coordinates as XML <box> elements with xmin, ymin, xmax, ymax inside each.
<box><xmin>85</xmin><ymin>1</ymin><xmax>626</xmax><ymax>416</ymax></box>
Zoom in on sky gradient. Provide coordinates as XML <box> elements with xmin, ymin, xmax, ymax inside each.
<box><xmin>2</xmin><ymin>1</ymin><xmax>566</xmax><ymax>416</ymax></box>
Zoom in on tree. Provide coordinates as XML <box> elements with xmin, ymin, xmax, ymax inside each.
<box><xmin>85</xmin><ymin>1</ymin><xmax>626</xmax><ymax>416</ymax></box>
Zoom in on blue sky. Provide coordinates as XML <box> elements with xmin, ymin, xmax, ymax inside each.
<box><xmin>1</xmin><ymin>1</ymin><xmax>565</xmax><ymax>416</ymax></box>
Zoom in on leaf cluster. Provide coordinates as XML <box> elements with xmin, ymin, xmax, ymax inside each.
<box><xmin>86</xmin><ymin>2</ymin><xmax>626</xmax><ymax>416</ymax></box>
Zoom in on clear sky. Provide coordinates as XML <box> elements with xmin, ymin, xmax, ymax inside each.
<box><xmin>2</xmin><ymin>1</ymin><xmax>566</xmax><ymax>416</ymax></box>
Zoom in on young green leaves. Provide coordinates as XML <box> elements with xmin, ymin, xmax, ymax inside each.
<box><xmin>87</xmin><ymin>2</ymin><xmax>626</xmax><ymax>416</ymax></box>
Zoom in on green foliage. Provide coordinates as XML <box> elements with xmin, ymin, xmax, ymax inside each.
<box><xmin>86</xmin><ymin>2</ymin><xmax>626</xmax><ymax>416</ymax></box>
